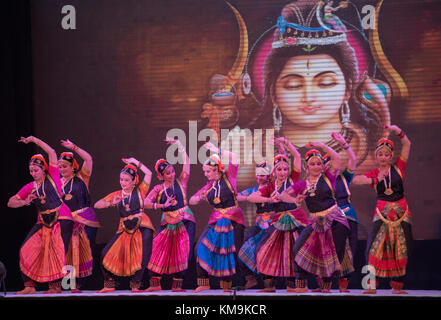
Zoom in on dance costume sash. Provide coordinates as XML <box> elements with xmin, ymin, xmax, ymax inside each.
<box><xmin>161</xmin><ymin>206</ymin><xmax>194</xmax><ymax>225</ymax></box>
<box><xmin>70</xmin><ymin>207</ymin><xmax>100</xmax><ymax>228</ymax></box>
<box><xmin>208</xmin><ymin>206</ymin><xmax>245</xmax><ymax>226</ymax></box>
<box><xmin>272</xmin><ymin>208</ymin><xmax>308</xmax><ymax>230</ymax></box>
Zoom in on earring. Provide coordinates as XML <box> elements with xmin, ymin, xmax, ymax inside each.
<box><xmin>340</xmin><ymin>101</ymin><xmax>350</xmax><ymax>128</ymax></box>
<box><xmin>273</xmin><ymin>104</ymin><xmax>282</xmax><ymax>133</ymax></box>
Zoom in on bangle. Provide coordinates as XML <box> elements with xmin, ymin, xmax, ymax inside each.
<box><xmin>153</xmin><ymin>203</ymin><xmax>157</xmax><ymax>210</ymax></box>
<box><xmin>398</xmin><ymin>130</ymin><xmax>405</xmax><ymax>139</ymax></box>
<box><xmin>138</xmin><ymin>162</ymin><xmax>143</xmax><ymax>169</ymax></box>
<box><xmin>343</xmin><ymin>144</ymin><xmax>350</xmax><ymax>150</ymax></box>
<box><xmin>72</xmin><ymin>144</ymin><xmax>79</xmax><ymax>151</ymax></box>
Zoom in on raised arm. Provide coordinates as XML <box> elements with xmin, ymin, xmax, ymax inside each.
<box><xmin>205</xmin><ymin>141</ymin><xmax>238</xmax><ymax>166</ymax></box>
<box><xmin>19</xmin><ymin>136</ymin><xmax>57</xmax><ymax>165</ymax></box>
<box><xmin>122</xmin><ymin>157</ymin><xmax>152</xmax><ymax>186</ymax></box>
<box><xmin>166</xmin><ymin>137</ymin><xmax>190</xmax><ymax>180</ymax></box>
<box><xmin>61</xmin><ymin>139</ymin><xmax>93</xmax><ymax>174</ymax></box>
<box><xmin>275</xmin><ymin>137</ymin><xmax>301</xmax><ymax>173</ymax></box>
<box><xmin>307</xmin><ymin>139</ymin><xmax>341</xmax><ymax>175</ymax></box>
<box><xmin>332</xmin><ymin>133</ymin><xmax>356</xmax><ymax>172</ymax></box>
<box><xmin>386</xmin><ymin>125</ymin><xmax>411</xmax><ymax>162</ymax></box>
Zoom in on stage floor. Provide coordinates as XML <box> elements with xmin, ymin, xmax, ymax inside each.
<box><xmin>3</xmin><ymin>289</ymin><xmax>441</xmax><ymax>299</ymax></box>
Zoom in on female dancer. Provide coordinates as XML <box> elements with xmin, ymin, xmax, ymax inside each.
<box><xmin>8</xmin><ymin>136</ymin><xmax>74</xmax><ymax>294</ymax></box>
<box><xmin>247</xmin><ymin>137</ymin><xmax>308</xmax><ymax>292</ymax></box>
<box><xmin>189</xmin><ymin>142</ymin><xmax>245</xmax><ymax>293</ymax></box>
<box><xmin>321</xmin><ymin>133</ymin><xmax>357</xmax><ymax>292</ymax></box>
<box><xmin>281</xmin><ymin>137</ymin><xmax>353</xmax><ymax>293</ymax></box>
<box><xmin>237</xmin><ymin>160</ymin><xmax>273</xmax><ymax>289</ymax></box>
<box><xmin>94</xmin><ymin>158</ymin><xmax>155</xmax><ymax>293</ymax></box>
<box><xmin>352</xmin><ymin>125</ymin><xmax>412</xmax><ymax>294</ymax></box>
<box><xmin>144</xmin><ymin>138</ymin><xmax>196</xmax><ymax>292</ymax></box>
<box><xmin>59</xmin><ymin>139</ymin><xmax>100</xmax><ymax>293</ymax></box>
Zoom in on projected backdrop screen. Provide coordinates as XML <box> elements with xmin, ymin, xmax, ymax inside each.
<box><xmin>28</xmin><ymin>0</ymin><xmax>441</xmax><ymax>242</ymax></box>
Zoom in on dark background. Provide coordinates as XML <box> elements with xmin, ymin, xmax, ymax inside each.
<box><xmin>2</xmin><ymin>0</ymin><xmax>441</xmax><ymax>291</ymax></box>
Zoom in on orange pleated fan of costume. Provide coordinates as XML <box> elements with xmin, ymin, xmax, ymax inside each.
<box><xmin>19</xmin><ymin>223</ymin><xmax>66</xmax><ymax>283</ymax></box>
<box><xmin>102</xmin><ymin>229</ymin><xmax>143</xmax><ymax>277</ymax></box>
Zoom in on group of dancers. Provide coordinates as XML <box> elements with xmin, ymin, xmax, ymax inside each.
<box><xmin>7</xmin><ymin>124</ymin><xmax>413</xmax><ymax>295</ymax></box>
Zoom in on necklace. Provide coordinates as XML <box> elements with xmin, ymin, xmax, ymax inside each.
<box><xmin>306</xmin><ymin>175</ymin><xmax>320</xmax><ymax>197</ymax></box>
<box><xmin>164</xmin><ymin>182</ymin><xmax>178</xmax><ymax>206</ymax></box>
<box><xmin>121</xmin><ymin>188</ymin><xmax>133</xmax><ymax>211</ymax></box>
<box><xmin>275</xmin><ymin>179</ymin><xmax>287</xmax><ymax>195</ymax></box>
<box><xmin>34</xmin><ymin>179</ymin><xmax>46</xmax><ymax>204</ymax></box>
<box><xmin>212</xmin><ymin>180</ymin><xmax>221</xmax><ymax>204</ymax></box>
<box><xmin>383</xmin><ymin>167</ymin><xmax>393</xmax><ymax>196</ymax></box>
<box><xmin>62</xmin><ymin>176</ymin><xmax>74</xmax><ymax>200</ymax></box>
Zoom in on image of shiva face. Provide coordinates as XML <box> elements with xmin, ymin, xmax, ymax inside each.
<box><xmin>274</xmin><ymin>53</ymin><xmax>347</xmax><ymax>128</ymax></box>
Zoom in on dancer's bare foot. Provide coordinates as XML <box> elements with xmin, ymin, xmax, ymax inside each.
<box><xmin>245</xmin><ymin>278</ymin><xmax>258</xmax><ymax>289</ymax></box>
<box><xmin>96</xmin><ymin>287</ymin><xmax>116</xmax><ymax>293</ymax></box>
<box><xmin>131</xmin><ymin>288</ymin><xmax>144</xmax><ymax>293</ymax></box>
<box><xmin>14</xmin><ymin>287</ymin><xmax>36</xmax><ymax>295</ymax></box>
<box><xmin>311</xmin><ymin>288</ymin><xmax>322</xmax><ymax>293</ymax></box>
<box><xmin>287</xmin><ymin>287</ymin><xmax>308</xmax><ymax>293</ymax></box>
<box><xmin>172</xmin><ymin>287</ymin><xmax>186</xmax><ymax>293</ymax></box>
<box><xmin>321</xmin><ymin>289</ymin><xmax>331</xmax><ymax>293</ymax></box>
<box><xmin>363</xmin><ymin>289</ymin><xmax>377</xmax><ymax>294</ymax></box>
<box><xmin>144</xmin><ymin>286</ymin><xmax>161</xmax><ymax>292</ymax></box>
<box><xmin>258</xmin><ymin>287</ymin><xmax>276</xmax><ymax>293</ymax></box>
<box><xmin>44</xmin><ymin>288</ymin><xmax>61</xmax><ymax>294</ymax></box>
<box><xmin>339</xmin><ymin>288</ymin><xmax>350</xmax><ymax>293</ymax></box>
<box><xmin>192</xmin><ymin>286</ymin><xmax>210</xmax><ymax>293</ymax></box>
<box><xmin>392</xmin><ymin>289</ymin><xmax>408</xmax><ymax>294</ymax></box>
<box><xmin>71</xmin><ymin>288</ymin><xmax>82</xmax><ymax>294</ymax></box>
